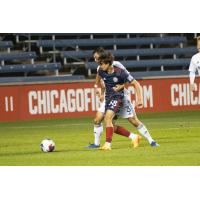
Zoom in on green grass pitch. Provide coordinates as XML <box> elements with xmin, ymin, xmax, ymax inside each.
<box><xmin>0</xmin><ymin>110</ymin><xmax>200</xmax><ymax>166</ymax></box>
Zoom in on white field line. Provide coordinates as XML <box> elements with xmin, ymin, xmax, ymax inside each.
<box><xmin>3</xmin><ymin>121</ymin><xmax>200</xmax><ymax>130</ymax></box>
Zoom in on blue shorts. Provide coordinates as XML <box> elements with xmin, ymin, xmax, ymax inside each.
<box><xmin>105</xmin><ymin>97</ymin><xmax>123</xmax><ymax>113</ymax></box>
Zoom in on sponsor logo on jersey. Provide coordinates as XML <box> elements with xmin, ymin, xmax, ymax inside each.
<box><xmin>113</xmin><ymin>77</ymin><xmax>118</xmax><ymax>82</ymax></box>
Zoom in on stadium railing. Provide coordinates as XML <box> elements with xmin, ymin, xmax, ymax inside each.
<box><xmin>61</xmin><ymin>47</ymin><xmax>196</xmax><ymax>64</ymax></box>
<box><xmin>85</xmin><ymin>58</ymin><xmax>190</xmax><ymax>75</ymax></box>
<box><xmin>0</xmin><ymin>52</ymin><xmax>36</xmax><ymax>61</ymax></box>
<box><xmin>131</xmin><ymin>70</ymin><xmax>189</xmax><ymax>79</ymax></box>
<box><xmin>0</xmin><ymin>63</ymin><xmax>61</xmax><ymax>76</ymax></box>
<box><xmin>87</xmin><ymin>58</ymin><xmax>190</xmax><ymax>69</ymax></box>
<box><xmin>14</xmin><ymin>33</ymin><xmax>133</xmax><ymax>41</ymax></box>
<box><xmin>0</xmin><ymin>52</ymin><xmax>37</xmax><ymax>65</ymax></box>
<box><xmin>36</xmin><ymin>36</ymin><xmax>188</xmax><ymax>74</ymax></box>
<box><xmin>0</xmin><ymin>41</ymin><xmax>14</xmax><ymax>52</ymax></box>
<box><xmin>37</xmin><ymin>36</ymin><xmax>187</xmax><ymax>50</ymax></box>
<box><xmin>0</xmin><ymin>74</ymin><xmax>85</xmax><ymax>85</ymax></box>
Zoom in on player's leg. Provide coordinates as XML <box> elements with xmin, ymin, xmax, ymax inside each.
<box><xmin>87</xmin><ymin>100</ymin><xmax>105</xmax><ymax>148</ymax></box>
<box><xmin>128</xmin><ymin>116</ymin><xmax>160</xmax><ymax>147</ymax></box>
<box><xmin>100</xmin><ymin>97</ymin><xmax>123</xmax><ymax>150</ymax></box>
<box><xmin>93</xmin><ymin>111</ymin><xmax>104</xmax><ymax>146</ymax></box>
<box><xmin>116</xmin><ymin>99</ymin><xmax>141</xmax><ymax>147</ymax></box>
<box><xmin>113</xmin><ymin>124</ymin><xmax>141</xmax><ymax>148</ymax></box>
<box><xmin>101</xmin><ymin>98</ymin><xmax>141</xmax><ymax>149</ymax></box>
<box><xmin>86</xmin><ymin>111</ymin><xmax>104</xmax><ymax>148</ymax></box>
<box><xmin>119</xmin><ymin>98</ymin><xmax>159</xmax><ymax>147</ymax></box>
<box><xmin>99</xmin><ymin>109</ymin><xmax>115</xmax><ymax>150</ymax></box>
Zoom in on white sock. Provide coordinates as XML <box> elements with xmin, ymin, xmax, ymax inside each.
<box><xmin>94</xmin><ymin>124</ymin><xmax>103</xmax><ymax>146</ymax></box>
<box><xmin>129</xmin><ymin>133</ymin><xmax>137</xmax><ymax>140</ymax></box>
<box><xmin>137</xmin><ymin>124</ymin><xmax>154</xmax><ymax>144</ymax></box>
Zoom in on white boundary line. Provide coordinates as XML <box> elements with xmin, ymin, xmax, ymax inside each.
<box><xmin>2</xmin><ymin>121</ymin><xmax>199</xmax><ymax>130</ymax></box>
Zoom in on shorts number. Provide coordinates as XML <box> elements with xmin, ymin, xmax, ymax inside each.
<box><xmin>109</xmin><ymin>100</ymin><xmax>118</xmax><ymax>109</ymax></box>
<box><xmin>126</xmin><ymin>106</ymin><xmax>132</xmax><ymax>115</ymax></box>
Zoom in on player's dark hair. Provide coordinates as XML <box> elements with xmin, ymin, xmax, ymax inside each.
<box><xmin>92</xmin><ymin>47</ymin><xmax>105</xmax><ymax>55</ymax></box>
<box><xmin>197</xmin><ymin>36</ymin><xmax>200</xmax><ymax>41</ymax></box>
<box><xmin>98</xmin><ymin>51</ymin><xmax>114</xmax><ymax>66</ymax></box>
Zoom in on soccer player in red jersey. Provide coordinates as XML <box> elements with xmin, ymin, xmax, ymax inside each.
<box><xmin>97</xmin><ymin>52</ymin><xmax>144</xmax><ymax>150</ymax></box>
<box><xmin>87</xmin><ymin>48</ymin><xmax>159</xmax><ymax>149</ymax></box>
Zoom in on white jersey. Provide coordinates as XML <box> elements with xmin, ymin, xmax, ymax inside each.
<box><xmin>189</xmin><ymin>53</ymin><xmax>200</xmax><ymax>75</ymax></box>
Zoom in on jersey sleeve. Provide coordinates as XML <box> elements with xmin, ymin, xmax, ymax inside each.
<box><xmin>114</xmin><ymin>61</ymin><xmax>130</xmax><ymax>74</ymax></box>
<box><xmin>189</xmin><ymin>57</ymin><xmax>197</xmax><ymax>73</ymax></box>
<box><xmin>97</xmin><ymin>68</ymin><xmax>103</xmax><ymax>78</ymax></box>
<box><xmin>97</xmin><ymin>65</ymin><xmax>100</xmax><ymax>73</ymax></box>
<box><xmin>121</xmin><ymin>70</ymin><xmax>135</xmax><ymax>83</ymax></box>
<box><xmin>113</xmin><ymin>61</ymin><xmax>125</xmax><ymax>69</ymax></box>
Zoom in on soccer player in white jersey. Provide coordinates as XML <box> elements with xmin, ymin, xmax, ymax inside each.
<box><xmin>86</xmin><ymin>47</ymin><xmax>159</xmax><ymax>148</ymax></box>
<box><xmin>189</xmin><ymin>36</ymin><xmax>200</xmax><ymax>92</ymax></box>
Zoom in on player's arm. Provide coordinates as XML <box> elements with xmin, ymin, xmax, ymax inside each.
<box><xmin>113</xmin><ymin>84</ymin><xmax>125</xmax><ymax>92</ymax></box>
<box><xmin>94</xmin><ymin>73</ymin><xmax>101</xmax><ymax>88</ymax></box>
<box><xmin>94</xmin><ymin>74</ymin><xmax>105</xmax><ymax>102</ymax></box>
<box><xmin>130</xmin><ymin>79</ymin><xmax>143</xmax><ymax>108</ymax></box>
<box><xmin>99</xmin><ymin>79</ymin><xmax>105</xmax><ymax>102</ymax></box>
<box><xmin>189</xmin><ymin>58</ymin><xmax>196</xmax><ymax>92</ymax></box>
<box><xmin>189</xmin><ymin>71</ymin><xmax>196</xmax><ymax>92</ymax></box>
<box><xmin>122</xmin><ymin>69</ymin><xmax>143</xmax><ymax>108</ymax></box>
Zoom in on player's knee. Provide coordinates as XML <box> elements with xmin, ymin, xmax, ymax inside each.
<box><xmin>94</xmin><ymin>112</ymin><xmax>104</xmax><ymax>125</ymax></box>
<box><xmin>94</xmin><ymin>117</ymin><xmax>102</xmax><ymax>125</ymax></box>
<box><xmin>104</xmin><ymin>115</ymin><xmax>112</xmax><ymax>125</ymax></box>
<box><xmin>128</xmin><ymin>116</ymin><xmax>140</xmax><ymax>127</ymax></box>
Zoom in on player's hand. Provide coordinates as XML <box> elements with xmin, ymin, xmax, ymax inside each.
<box><xmin>99</xmin><ymin>95</ymin><xmax>104</xmax><ymax>102</ymax></box>
<box><xmin>190</xmin><ymin>84</ymin><xmax>196</xmax><ymax>92</ymax></box>
<box><xmin>135</xmin><ymin>99</ymin><xmax>143</xmax><ymax>108</ymax></box>
<box><xmin>95</xmin><ymin>89</ymin><xmax>101</xmax><ymax>97</ymax></box>
<box><xmin>113</xmin><ymin>84</ymin><xmax>124</xmax><ymax>92</ymax></box>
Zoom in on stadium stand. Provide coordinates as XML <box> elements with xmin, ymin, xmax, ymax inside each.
<box><xmin>132</xmin><ymin>70</ymin><xmax>189</xmax><ymax>79</ymax></box>
<box><xmin>0</xmin><ymin>75</ymin><xmax>85</xmax><ymax>84</ymax></box>
<box><xmin>0</xmin><ymin>41</ymin><xmax>13</xmax><ymax>52</ymax></box>
<box><xmin>0</xmin><ymin>52</ymin><xmax>36</xmax><ymax>61</ymax></box>
<box><xmin>0</xmin><ymin>52</ymin><xmax>36</xmax><ymax>66</ymax></box>
<box><xmin>0</xmin><ymin>36</ymin><xmax>62</xmax><ymax>77</ymax></box>
<box><xmin>86</xmin><ymin>58</ymin><xmax>191</xmax><ymax>69</ymax></box>
<box><xmin>37</xmin><ymin>36</ymin><xmax>187</xmax><ymax>49</ymax></box>
<box><xmin>33</xmin><ymin>35</ymin><xmax>194</xmax><ymax>76</ymax></box>
<box><xmin>61</xmin><ymin>47</ymin><xmax>196</xmax><ymax>61</ymax></box>
<box><xmin>0</xmin><ymin>33</ymin><xmax>197</xmax><ymax>80</ymax></box>
<box><xmin>0</xmin><ymin>63</ymin><xmax>61</xmax><ymax>74</ymax></box>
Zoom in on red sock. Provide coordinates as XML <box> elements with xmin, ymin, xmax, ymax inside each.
<box><xmin>114</xmin><ymin>126</ymin><xmax>131</xmax><ymax>138</ymax></box>
<box><xmin>106</xmin><ymin>127</ymin><xmax>114</xmax><ymax>143</ymax></box>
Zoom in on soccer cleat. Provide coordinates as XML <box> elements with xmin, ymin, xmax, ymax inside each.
<box><xmin>86</xmin><ymin>143</ymin><xmax>100</xmax><ymax>148</ymax></box>
<box><xmin>99</xmin><ymin>143</ymin><xmax>111</xmax><ymax>150</ymax></box>
<box><xmin>131</xmin><ymin>135</ymin><xmax>142</xmax><ymax>148</ymax></box>
<box><xmin>150</xmin><ymin>141</ymin><xmax>160</xmax><ymax>147</ymax></box>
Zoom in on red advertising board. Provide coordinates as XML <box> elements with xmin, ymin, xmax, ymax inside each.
<box><xmin>0</xmin><ymin>77</ymin><xmax>199</xmax><ymax>122</ymax></box>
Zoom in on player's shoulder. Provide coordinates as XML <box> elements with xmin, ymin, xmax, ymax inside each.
<box><xmin>191</xmin><ymin>52</ymin><xmax>200</xmax><ymax>61</ymax></box>
<box><xmin>113</xmin><ymin>65</ymin><xmax>126</xmax><ymax>74</ymax></box>
<box><xmin>97</xmin><ymin>65</ymin><xmax>104</xmax><ymax>75</ymax></box>
<box><xmin>97</xmin><ymin>65</ymin><xmax>100</xmax><ymax>72</ymax></box>
<box><xmin>113</xmin><ymin>61</ymin><xmax>125</xmax><ymax>70</ymax></box>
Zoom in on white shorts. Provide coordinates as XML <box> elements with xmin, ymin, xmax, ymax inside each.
<box><xmin>98</xmin><ymin>97</ymin><xmax>136</xmax><ymax>118</ymax></box>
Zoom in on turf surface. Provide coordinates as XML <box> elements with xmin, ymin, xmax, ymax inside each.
<box><xmin>0</xmin><ymin>110</ymin><xmax>200</xmax><ymax>166</ymax></box>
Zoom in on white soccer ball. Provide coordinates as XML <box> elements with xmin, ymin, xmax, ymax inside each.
<box><xmin>40</xmin><ymin>139</ymin><xmax>55</xmax><ymax>152</ymax></box>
